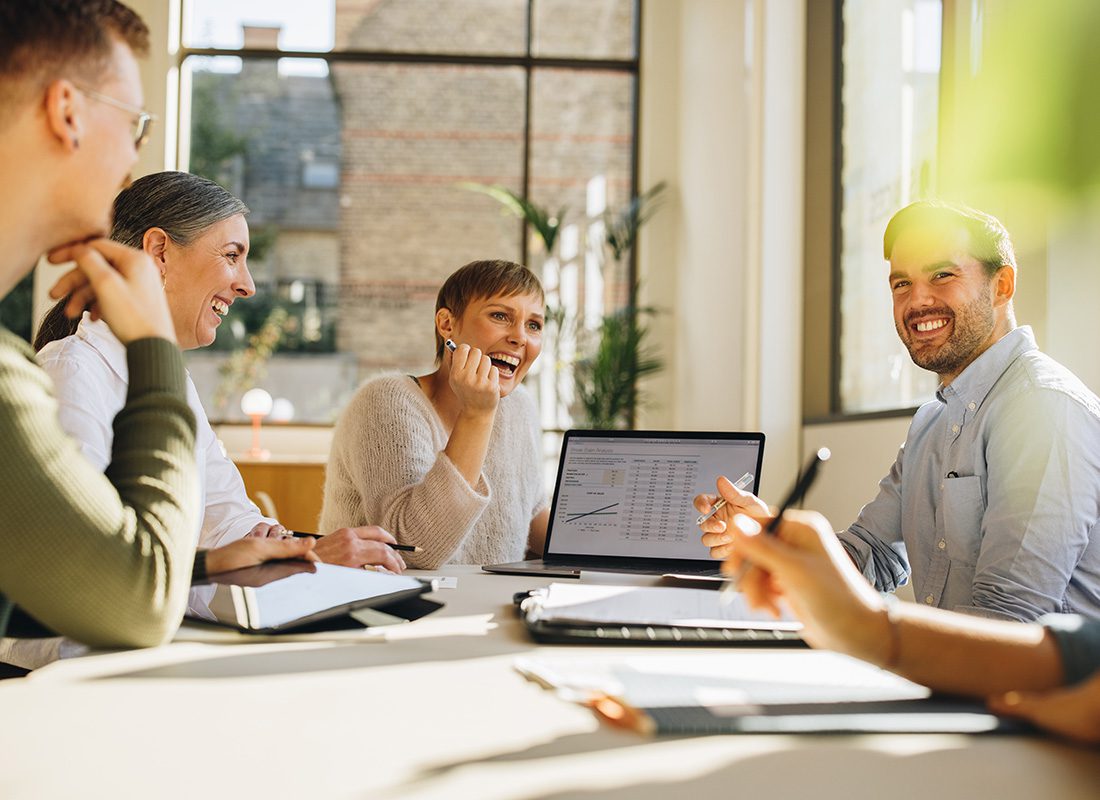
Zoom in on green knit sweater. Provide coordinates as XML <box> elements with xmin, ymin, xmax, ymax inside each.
<box><xmin>0</xmin><ymin>326</ymin><xmax>198</xmax><ymax>649</ymax></box>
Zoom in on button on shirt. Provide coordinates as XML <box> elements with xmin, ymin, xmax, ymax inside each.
<box><xmin>838</xmin><ymin>327</ymin><xmax>1100</xmax><ymax>621</ymax></box>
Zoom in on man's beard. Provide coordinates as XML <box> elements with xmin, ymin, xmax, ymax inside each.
<box><xmin>896</xmin><ymin>286</ymin><xmax>995</xmax><ymax>376</ymax></box>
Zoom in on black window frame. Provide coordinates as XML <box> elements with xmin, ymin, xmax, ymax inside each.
<box><xmin>804</xmin><ymin>0</ymin><xmax>947</xmax><ymax>425</ymax></box>
<box><xmin>177</xmin><ymin>0</ymin><xmax>642</xmax><ymax>311</ymax></box>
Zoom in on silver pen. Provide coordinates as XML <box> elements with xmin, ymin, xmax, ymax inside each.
<box><xmin>695</xmin><ymin>472</ymin><xmax>755</xmax><ymax>525</ymax></box>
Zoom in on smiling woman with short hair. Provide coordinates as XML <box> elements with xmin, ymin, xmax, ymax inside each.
<box><xmin>320</xmin><ymin>259</ymin><xmax>550</xmax><ymax>569</ymax></box>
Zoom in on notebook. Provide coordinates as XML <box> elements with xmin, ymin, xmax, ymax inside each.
<box><xmin>484</xmin><ymin>429</ymin><xmax>764</xmax><ymax>578</ymax></box>
<box><xmin>518</xmin><ymin>582</ymin><xmax>803</xmax><ymax>645</ymax></box>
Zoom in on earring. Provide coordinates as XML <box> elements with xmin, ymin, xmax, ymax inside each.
<box><xmin>72</xmin><ymin>138</ymin><xmax>79</xmax><ymax>149</ymax></box>
<box><xmin>161</xmin><ymin>272</ymin><xmax>166</xmax><ymax>289</ymax></box>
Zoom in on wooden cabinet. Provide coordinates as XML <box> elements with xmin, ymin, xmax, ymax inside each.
<box><xmin>233</xmin><ymin>457</ymin><xmax>327</xmax><ymax>532</ymax></box>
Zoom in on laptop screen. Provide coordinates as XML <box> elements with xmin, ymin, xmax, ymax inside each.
<box><xmin>545</xmin><ymin>431</ymin><xmax>764</xmax><ymax>562</ymax></box>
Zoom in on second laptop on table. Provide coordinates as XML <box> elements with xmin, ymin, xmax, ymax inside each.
<box><xmin>484</xmin><ymin>429</ymin><xmax>764</xmax><ymax>578</ymax></box>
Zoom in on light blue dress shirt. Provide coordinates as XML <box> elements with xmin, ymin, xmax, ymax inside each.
<box><xmin>839</xmin><ymin>327</ymin><xmax>1100</xmax><ymax>621</ymax></box>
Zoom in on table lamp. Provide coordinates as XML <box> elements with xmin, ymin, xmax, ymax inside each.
<box><xmin>270</xmin><ymin>397</ymin><xmax>295</xmax><ymax>423</ymax></box>
<box><xmin>241</xmin><ymin>387</ymin><xmax>273</xmax><ymax>460</ymax></box>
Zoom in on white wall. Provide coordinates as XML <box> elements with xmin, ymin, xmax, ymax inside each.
<box><xmin>803</xmin><ymin>415</ymin><xmax>915</xmax><ymax>601</ymax></box>
<box><xmin>1046</xmin><ymin>203</ymin><xmax>1100</xmax><ymax>396</ymax></box>
<box><xmin>752</xmin><ymin>0</ymin><xmax>805</xmax><ymax>496</ymax></box>
<box><xmin>638</xmin><ymin>0</ymin><xmax>806</xmax><ymax>496</ymax></box>
<box><xmin>638</xmin><ymin>0</ymin><xmax>751</xmax><ymax>433</ymax></box>
<box><xmin>801</xmin><ymin>417</ymin><xmax>910</xmax><ymax>528</ymax></box>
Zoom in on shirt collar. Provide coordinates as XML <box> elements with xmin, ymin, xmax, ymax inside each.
<box><xmin>935</xmin><ymin>326</ymin><xmax>1037</xmax><ymax>407</ymax></box>
<box><xmin>75</xmin><ymin>314</ymin><xmax>129</xmax><ymax>383</ymax></box>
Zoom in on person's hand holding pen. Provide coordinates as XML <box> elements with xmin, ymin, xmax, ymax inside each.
<box><xmin>444</xmin><ymin>338</ymin><xmax>500</xmax><ymax>417</ymax></box>
<box><xmin>287</xmin><ymin>529</ymin><xmax>416</xmax><ymax>573</ymax></box>
<box><xmin>713</xmin><ymin>508</ymin><xmax>1100</xmax><ymax>746</ymax></box>
<box><xmin>713</xmin><ymin>509</ymin><xmax>891</xmax><ymax>662</ymax></box>
<box><xmin>694</xmin><ymin>475</ymin><xmax>771</xmax><ymax>559</ymax></box>
<box><xmin>248</xmin><ymin>524</ymin><xmax>408</xmax><ymax>572</ymax></box>
<box><xmin>699</xmin><ymin>448</ymin><xmax>830</xmax><ymax>606</ymax></box>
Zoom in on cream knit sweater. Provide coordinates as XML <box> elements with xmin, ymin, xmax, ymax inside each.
<box><xmin>320</xmin><ymin>375</ymin><xmax>546</xmax><ymax>569</ymax></box>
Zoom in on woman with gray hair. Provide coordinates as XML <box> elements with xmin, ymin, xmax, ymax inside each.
<box><xmin>34</xmin><ymin>173</ymin><xmax>402</xmax><ymax>575</ymax></box>
<box><xmin>2</xmin><ymin>171</ymin><xmax>327</xmax><ymax>669</ymax></box>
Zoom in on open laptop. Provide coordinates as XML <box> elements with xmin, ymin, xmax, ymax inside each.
<box><xmin>484</xmin><ymin>429</ymin><xmax>764</xmax><ymax>578</ymax></box>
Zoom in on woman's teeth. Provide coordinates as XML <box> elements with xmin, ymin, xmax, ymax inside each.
<box><xmin>211</xmin><ymin>298</ymin><xmax>229</xmax><ymax>316</ymax></box>
<box><xmin>489</xmin><ymin>353</ymin><xmax>520</xmax><ymax>374</ymax></box>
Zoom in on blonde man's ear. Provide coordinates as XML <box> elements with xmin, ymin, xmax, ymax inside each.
<box><xmin>44</xmin><ymin>80</ymin><xmax>84</xmax><ymax>151</ymax></box>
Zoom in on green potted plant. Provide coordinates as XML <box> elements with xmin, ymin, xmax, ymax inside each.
<box><xmin>462</xmin><ymin>181</ymin><xmax>669</xmax><ymax>430</ymax></box>
<box><xmin>574</xmin><ymin>182</ymin><xmax>668</xmax><ymax>428</ymax></box>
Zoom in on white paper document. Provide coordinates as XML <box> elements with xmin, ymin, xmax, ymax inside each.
<box><xmin>531</xmin><ymin>582</ymin><xmax>803</xmax><ymax>631</ymax></box>
<box><xmin>515</xmin><ymin>651</ymin><xmax>931</xmax><ymax>710</ymax></box>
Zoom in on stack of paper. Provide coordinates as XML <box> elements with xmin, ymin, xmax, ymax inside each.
<box><xmin>530</xmin><ymin>582</ymin><xmax>802</xmax><ymax>631</ymax></box>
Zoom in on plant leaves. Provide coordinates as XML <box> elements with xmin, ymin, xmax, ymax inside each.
<box><xmin>459</xmin><ymin>182</ymin><xmax>565</xmax><ymax>255</ymax></box>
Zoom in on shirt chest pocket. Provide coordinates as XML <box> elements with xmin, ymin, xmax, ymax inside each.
<box><xmin>941</xmin><ymin>475</ymin><xmax>984</xmax><ymax>566</ymax></box>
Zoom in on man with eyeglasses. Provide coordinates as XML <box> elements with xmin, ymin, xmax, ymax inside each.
<box><xmin>75</xmin><ymin>84</ymin><xmax>155</xmax><ymax>150</ymax></box>
<box><xmin>0</xmin><ymin>0</ymin><xmax>304</xmax><ymax>670</ymax></box>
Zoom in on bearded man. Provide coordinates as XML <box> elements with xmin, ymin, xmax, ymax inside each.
<box><xmin>835</xmin><ymin>201</ymin><xmax>1100</xmax><ymax>621</ymax></box>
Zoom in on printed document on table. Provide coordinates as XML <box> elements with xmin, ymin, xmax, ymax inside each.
<box><xmin>515</xmin><ymin>650</ymin><xmax>930</xmax><ymax>709</ymax></box>
<box><xmin>532</xmin><ymin>583</ymin><xmax>803</xmax><ymax>631</ymax></box>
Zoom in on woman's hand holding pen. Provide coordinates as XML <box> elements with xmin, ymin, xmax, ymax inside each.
<box><xmin>439</xmin><ymin>339</ymin><xmax>500</xmax><ymax>488</ymax></box>
<box><xmin>446</xmin><ymin>342</ymin><xmax>500</xmax><ymax>419</ymax></box>
<box><xmin>312</xmin><ymin>526</ymin><xmax>407</xmax><ymax>573</ymax></box>
<box><xmin>244</xmin><ymin>523</ymin><xmax>407</xmax><ymax>571</ymax></box>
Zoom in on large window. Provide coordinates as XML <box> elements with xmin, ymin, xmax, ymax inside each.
<box><xmin>180</xmin><ymin>0</ymin><xmax>638</xmax><ymax>424</ymax></box>
<box><xmin>837</xmin><ymin>0</ymin><xmax>942</xmax><ymax>414</ymax></box>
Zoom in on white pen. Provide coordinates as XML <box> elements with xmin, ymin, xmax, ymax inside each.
<box><xmin>695</xmin><ymin>472</ymin><xmax>755</xmax><ymax>525</ymax></box>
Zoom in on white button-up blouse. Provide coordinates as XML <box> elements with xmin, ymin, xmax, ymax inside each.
<box><xmin>37</xmin><ymin>315</ymin><xmax>273</xmax><ymax>549</ymax></box>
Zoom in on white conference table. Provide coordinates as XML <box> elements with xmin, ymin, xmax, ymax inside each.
<box><xmin>1</xmin><ymin>566</ymin><xmax>1097</xmax><ymax>800</ymax></box>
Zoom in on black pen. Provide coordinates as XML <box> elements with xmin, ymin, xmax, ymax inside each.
<box><xmin>290</xmin><ymin>531</ymin><xmax>422</xmax><ymax>553</ymax></box>
<box><xmin>720</xmin><ymin>447</ymin><xmax>831</xmax><ymax>603</ymax></box>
